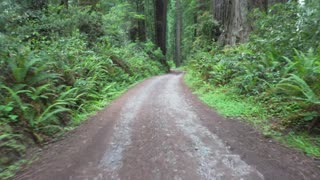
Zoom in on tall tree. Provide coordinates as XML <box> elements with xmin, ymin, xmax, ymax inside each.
<box><xmin>154</xmin><ymin>0</ymin><xmax>168</xmax><ymax>55</ymax></box>
<box><xmin>175</xmin><ymin>0</ymin><xmax>182</xmax><ymax>67</ymax></box>
<box><xmin>212</xmin><ymin>0</ymin><xmax>287</xmax><ymax>45</ymax></box>
<box><xmin>154</xmin><ymin>0</ymin><xmax>169</xmax><ymax>70</ymax></box>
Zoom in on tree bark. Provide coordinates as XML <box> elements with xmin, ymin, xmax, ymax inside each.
<box><xmin>212</xmin><ymin>0</ymin><xmax>249</xmax><ymax>45</ymax></box>
<box><xmin>154</xmin><ymin>0</ymin><xmax>168</xmax><ymax>55</ymax></box>
<box><xmin>175</xmin><ymin>0</ymin><xmax>182</xmax><ymax>67</ymax></box>
<box><xmin>154</xmin><ymin>0</ymin><xmax>169</xmax><ymax>71</ymax></box>
<box><xmin>212</xmin><ymin>0</ymin><xmax>287</xmax><ymax>45</ymax></box>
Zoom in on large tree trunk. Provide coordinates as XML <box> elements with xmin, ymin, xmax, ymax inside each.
<box><xmin>154</xmin><ymin>0</ymin><xmax>168</xmax><ymax>55</ymax></box>
<box><xmin>212</xmin><ymin>0</ymin><xmax>249</xmax><ymax>45</ymax></box>
<box><xmin>175</xmin><ymin>0</ymin><xmax>182</xmax><ymax>67</ymax></box>
<box><xmin>154</xmin><ymin>0</ymin><xmax>169</xmax><ymax>70</ymax></box>
<box><xmin>212</xmin><ymin>0</ymin><xmax>287</xmax><ymax>45</ymax></box>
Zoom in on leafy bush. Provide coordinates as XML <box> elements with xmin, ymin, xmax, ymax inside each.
<box><xmin>250</xmin><ymin>2</ymin><xmax>320</xmax><ymax>57</ymax></box>
<box><xmin>185</xmin><ymin>1</ymin><xmax>320</xmax><ymax>132</ymax></box>
<box><xmin>275</xmin><ymin>50</ymin><xmax>320</xmax><ymax>129</ymax></box>
<box><xmin>0</xmin><ymin>2</ymin><xmax>166</xmax><ymax>178</ymax></box>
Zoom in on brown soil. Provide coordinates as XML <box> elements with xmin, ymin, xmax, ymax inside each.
<box><xmin>15</xmin><ymin>72</ymin><xmax>320</xmax><ymax>180</ymax></box>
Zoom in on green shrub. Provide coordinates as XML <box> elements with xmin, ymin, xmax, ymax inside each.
<box><xmin>185</xmin><ymin>1</ymin><xmax>320</xmax><ymax>133</ymax></box>
<box><xmin>0</xmin><ymin>2</ymin><xmax>166</xmax><ymax>177</ymax></box>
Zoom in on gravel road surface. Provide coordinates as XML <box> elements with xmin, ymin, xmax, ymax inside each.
<box><xmin>15</xmin><ymin>72</ymin><xmax>320</xmax><ymax>180</ymax></box>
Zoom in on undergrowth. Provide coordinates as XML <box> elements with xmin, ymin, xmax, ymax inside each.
<box><xmin>0</xmin><ymin>2</ymin><xmax>166</xmax><ymax>179</ymax></box>
<box><xmin>184</xmin><ymin>70</ymin><xmax>320</xmax><ymax>157</ymax></box>
<box><xmin>184</xmin><ymin>71</ymin><xmax>269</xmax><ymax>127</ymax></box>
<box><xmin>183</xmin><ymin>1</ymin><xmax>320</xmax><ymax>157</ymax></box>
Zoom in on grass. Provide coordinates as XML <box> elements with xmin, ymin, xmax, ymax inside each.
<box><xmin>184</xmin><ymin>72</ymin><xmax>267</xmax><ymax>121</ymax></box>
<box><xmin>283</xmin><ymin>132</ymin><xmax>320</xmax><ymax>157</ymax></box>
<box><xmin>0</xmin><ymin>160</ymin><xmax>27</xmax><ymax>180</ymax></box>
<box><xmin>184</xmin><ymin>70</ymin><xmax>320</xmax><ymax>157</ymax></box>
<box><xmin>72</xmin><ymin>78</ymin><xmax>145</xmax><ymax>125</ymax></box>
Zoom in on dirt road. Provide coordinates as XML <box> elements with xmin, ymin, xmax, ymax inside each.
<box><xmin>15</xmin><ymin>72</ymin><xmax>320</xmax><ymax>180</ymax></box>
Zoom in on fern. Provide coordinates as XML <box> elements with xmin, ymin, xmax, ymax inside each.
<box><xmin>291</xmin><ymin>49</ymin><xmax>320</xmax><ymax>82</ymax></box>
<box><xmin>33</xmin><ymin>101</ymin><xmax>70</xmax><ymax>127</ymax></box>
<box><xmin>8</xmin><ymin>54</ymin><xmax>40</xmax><ymax>84</ymax></box>
<box><xmin>277</xmin><ymin>74</ymin><xmax>320</xmax><ymax>105</ymax></box>
<box><xmin>0</xmin><ymin>85</ymin><xmax>31</xmax><ymax>115</ymax></box>
<box><xmin>26</xmin><ymin>84</ymin><xmax>54</xmax><ymax>101</ymax></box>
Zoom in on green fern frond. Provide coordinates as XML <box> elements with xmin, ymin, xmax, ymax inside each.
<box><xmin>276</xmin><ymin>74</ymin><xmax>320</xmax><ymax>104</ymax></box>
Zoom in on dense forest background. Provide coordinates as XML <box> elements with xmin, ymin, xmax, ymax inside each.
<box><xmin>178</xmin><ymin>0</ymin><xmax>320</xmax><ymax>160</ymax></box>
<box><xmin>0</xmin><ymin>0</ymin><xmax>319</xmax><ymax>178</ymax></box>
<box><xmin>0</xmin><ymin>0</ymin><xmax>169</xmax><ymax>178</ymax></box>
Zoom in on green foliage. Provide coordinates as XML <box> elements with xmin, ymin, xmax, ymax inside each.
<box><xmin>184</xmin><ymin>1</ymin><xmax>320</xmax><ymax>157</ymax></box>
<box><xmin>283</xmin><ymin>132</ymin><xmax>320</xmax><ymax>157</ymax></box>
<box><xmin>186</xmin><ymin>1</ymin><xmax>320</xmax><ymax>128</ymax></box>
<box><xmin>0</xmin><ymin>1</ymin><xmax>166</xmax><ymax>178</ymax></box>
<box><xmin>274</xmin><ymin>50</ymin><xmax>320</xmax><ymax>128</ymax></box>
<box><xmin>277</xmin><ymin>74</ymin><xmax>319</xmax><ymax>105</ymax></box>
<box><xmin>185</xmin><ymin>71</ymin><xmax>266</xmax><ymax>121</ymax></box>
<box><xmin>192</xmin><ymin>11</ymin><xmax>220</xmax><ymax>51</ymax></box>
<box><xmin>250</xmin><ymin>2</ymin><xmax>320</xmax><ymax>56</ymax></box>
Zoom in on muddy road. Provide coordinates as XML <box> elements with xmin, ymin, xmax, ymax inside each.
<box><xmin>16</xmin><ymin>72</ymin><xmax>320</xmax><ymax>180</ymax></box>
